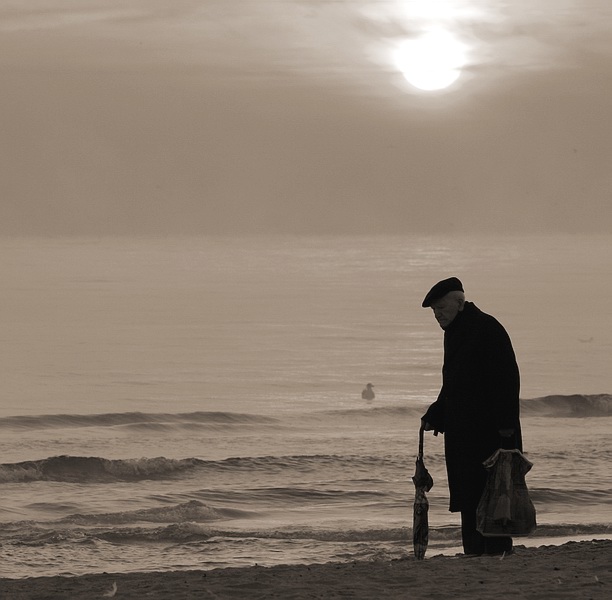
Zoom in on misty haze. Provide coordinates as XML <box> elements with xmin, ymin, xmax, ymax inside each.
<box><xmin>0</xmin><ymin>2</ymin><xmax>611</xmax><ymax>598</ymax></box>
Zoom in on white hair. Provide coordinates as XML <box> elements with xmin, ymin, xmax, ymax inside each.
<box><xmin>445</xmin><ymin>290</ymin><xmax>466</xmax><ymax>308</ymax></box>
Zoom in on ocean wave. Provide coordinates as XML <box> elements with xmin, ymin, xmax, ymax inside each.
<box><xmin>0</xmin><ymin>410</ymin><xmax>279</xmax><ymax>431</ymax></box>
<box><xmin>2</xmin><ymin>395</ymin><xmax>608</xmax><ymax>435</ymax></box>
<box><xmin>4</xmin><ymin>522</ymin><xmax>213</xmax><ymax>547</ymax></box>
<box><xmin>4</xmin><ymin>519</ymin><xmax>610</xmax><ymax>548</ymax></box>
<box><xmin>521</xmin><ymin>394</ymin><xmax>612</xmax><ymax>417</ymax></box>
<box><xmin>0</xmin><ymin>455</ymin><xmax>203</xmax><ymax>483</ymax></box>
<box><xmin>323</xmin><ymin>405</ymin><xmax>425</xmax><ymax>419</ymax></box>
<box><xmin>322</xmin><ymin>395</ymin><xmax>612</xmax><ymax>419</ymax></box>
<box><xmin>529</xmin><ymin>487</ymin><xmax>612</xmax><ymax>505</ymax></box>
<box><xmin>0</xmin><ymin>452</ymin><xmax>430</xmax><ymax>484</ymax></box>
<box><xmin>61</xmin><ymin>500</ymin><xmax>237</xmax><ymax>526</ymax></box>
<box><xmin>208</xmin><ymin>452</ymin><xmax>445</xmax><ymax>474</ymax></box>
<box><xmin>522</xmin><ymin>522</ymin><xmax>612</xmax><ymax>538</ymax></box>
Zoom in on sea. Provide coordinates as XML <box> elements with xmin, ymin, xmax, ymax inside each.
<box><xmin>0</xmin><ymin>234</ymin><xmax>610</xmax><ymax>579</ymax></box>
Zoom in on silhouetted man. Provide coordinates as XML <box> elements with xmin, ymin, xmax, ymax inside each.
<box><xmin>421</xmin><ymin>277</ymin><xmax>522</xmax><ymax>556</ymax></box>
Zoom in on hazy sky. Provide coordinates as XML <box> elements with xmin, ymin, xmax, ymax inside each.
<box><xmin>2</xmin><ymin>0</ymin><xmax>611</xmax><ymax>235</ymax></box>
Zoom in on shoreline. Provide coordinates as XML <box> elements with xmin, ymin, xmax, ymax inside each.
<box><xmin>1</xmin><ymin>539</ymin><xmax>610</xmax><ymax>599</ymax></box>
<box><xmin>427</xmin><ymin>531</ymin><xmax>612</xmax><ymax>556</ymax></box>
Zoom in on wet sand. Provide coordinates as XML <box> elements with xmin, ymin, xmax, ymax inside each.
<box><xmin>0</xmin><ymin>539</ymin><xmax>610</xmax><ymax>599</ymax></box>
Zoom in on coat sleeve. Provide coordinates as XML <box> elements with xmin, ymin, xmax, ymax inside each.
<box><xmin>422</xmin><ymin>387</ymin><xmax>446</xmax><ymax>433</ymax></box>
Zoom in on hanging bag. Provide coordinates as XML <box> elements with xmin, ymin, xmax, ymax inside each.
<box><xmin>476</xmin><ymin>448</ymin><xmax>537</xmax><ymax>537</ymax></box>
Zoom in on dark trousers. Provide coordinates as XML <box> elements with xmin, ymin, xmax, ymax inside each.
<box><xmin>461</xmin><ymin>511</ymin><xmax>513</xmax><ymax>555</ymax></box>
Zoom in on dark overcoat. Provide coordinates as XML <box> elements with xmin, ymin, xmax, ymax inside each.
<box><xmin>422</xmin><ymin>301</ymin><xmax>522</xmax><ymax>512</ymax></box>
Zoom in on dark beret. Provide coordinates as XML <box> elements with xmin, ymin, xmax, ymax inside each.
<box><xmin>422</xmin><ymin>277</ymin><xmax>464</xmax><ymax>307</ymax></box>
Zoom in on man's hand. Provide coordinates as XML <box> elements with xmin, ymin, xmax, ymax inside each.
<box><xmin>421</xmin><ymin>420</ymin><xmax>438</xmax><ymax>436</ymax></box>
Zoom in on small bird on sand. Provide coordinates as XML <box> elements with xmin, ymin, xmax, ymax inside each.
<box><xmin>361</xmin><ymin>383</ymin><xmax>375</xmax><ymax>401</ymax></box>
<box><xmin>102</xmin><ymin>581</ymin><xmax>117</xmax><ymax>598</ymax></box>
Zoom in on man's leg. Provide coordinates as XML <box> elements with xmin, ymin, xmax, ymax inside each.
<box><xmin>460</xmin><ymin>511</ymin><xmax>485</xmax><ymax>556</ymax></box>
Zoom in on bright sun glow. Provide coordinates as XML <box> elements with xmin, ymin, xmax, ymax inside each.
<box><xmin>394</xmin><ymin>29</ymin><xmax>467</xmax><ymax>91</ymax></box>
<box><xmin>404</xmin><ymin>0</ymin><xmax>458</xmax><ymax>21</ymax></box>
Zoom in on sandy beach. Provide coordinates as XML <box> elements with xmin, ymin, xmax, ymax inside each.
<box><xmin>0</xmin><ymin>539</ymin><xmax>609</xmax><ymax>599</ymax></box>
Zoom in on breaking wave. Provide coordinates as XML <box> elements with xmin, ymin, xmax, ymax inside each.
<box><xmin>0</xmin><ymin>455</ymin><xmax>203</xmax><ymax>483</ymax></box>
<box><xmin>4</xmin><ymin>515</ymin><xmax>611</xmax><ymax>548</ymax></box>
<box><xmin>0</xmin><ymin>452</ymin><xmax>433</xmax><ymax>484</ymax></box>
<box><xmin>60</xmin><ymin>500</ymin><xmax>239</xmax><ymax>526</ymax></box>
<box><xmin>521</xmin><ymin>394</ymin><xmax>612</xmax><ymax>417</ymax></box>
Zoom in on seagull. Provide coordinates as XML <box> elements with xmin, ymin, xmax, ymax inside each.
<box><xmin>361</xmin><ymin>383</ymin><xmax>375</xmax><ymax>401</ymax></box>
<box><xmin>102</xmin><ymin>582</ymin><xmax>117</xmax><ymax>598</ymax></box>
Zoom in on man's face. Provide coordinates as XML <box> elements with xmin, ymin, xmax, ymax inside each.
<box><xmin>430</xmin><ymin>295</ymin><xmax>462</xmax><ymax>329</ymax></box>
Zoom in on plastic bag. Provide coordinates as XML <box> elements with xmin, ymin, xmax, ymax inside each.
<box><xmin>476</xmin><ymin>448</ymin><xmax>537</xmax><ymax>537</ymax></box>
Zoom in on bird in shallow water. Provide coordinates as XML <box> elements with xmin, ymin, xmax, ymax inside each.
<box><xmin>362</xmin><ymin>383</ymin><xmax>375</xmax><ymax>401</ymax></box>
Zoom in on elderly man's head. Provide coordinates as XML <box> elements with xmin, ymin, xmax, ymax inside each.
<box><xmin>430</xmin><ymin>291</ymin><xmax>465</xmax><ymax>329</ymax></box>
<box><xmin>422</xmin><ymin>277</ymin><xmax>465</xmax><ymax>329</ymax></box>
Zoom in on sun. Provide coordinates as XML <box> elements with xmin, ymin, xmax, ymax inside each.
<box><xmin>394</xmin><ymin>29</ymin><xmax>467</xmax><ymax>91</ymax></box>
